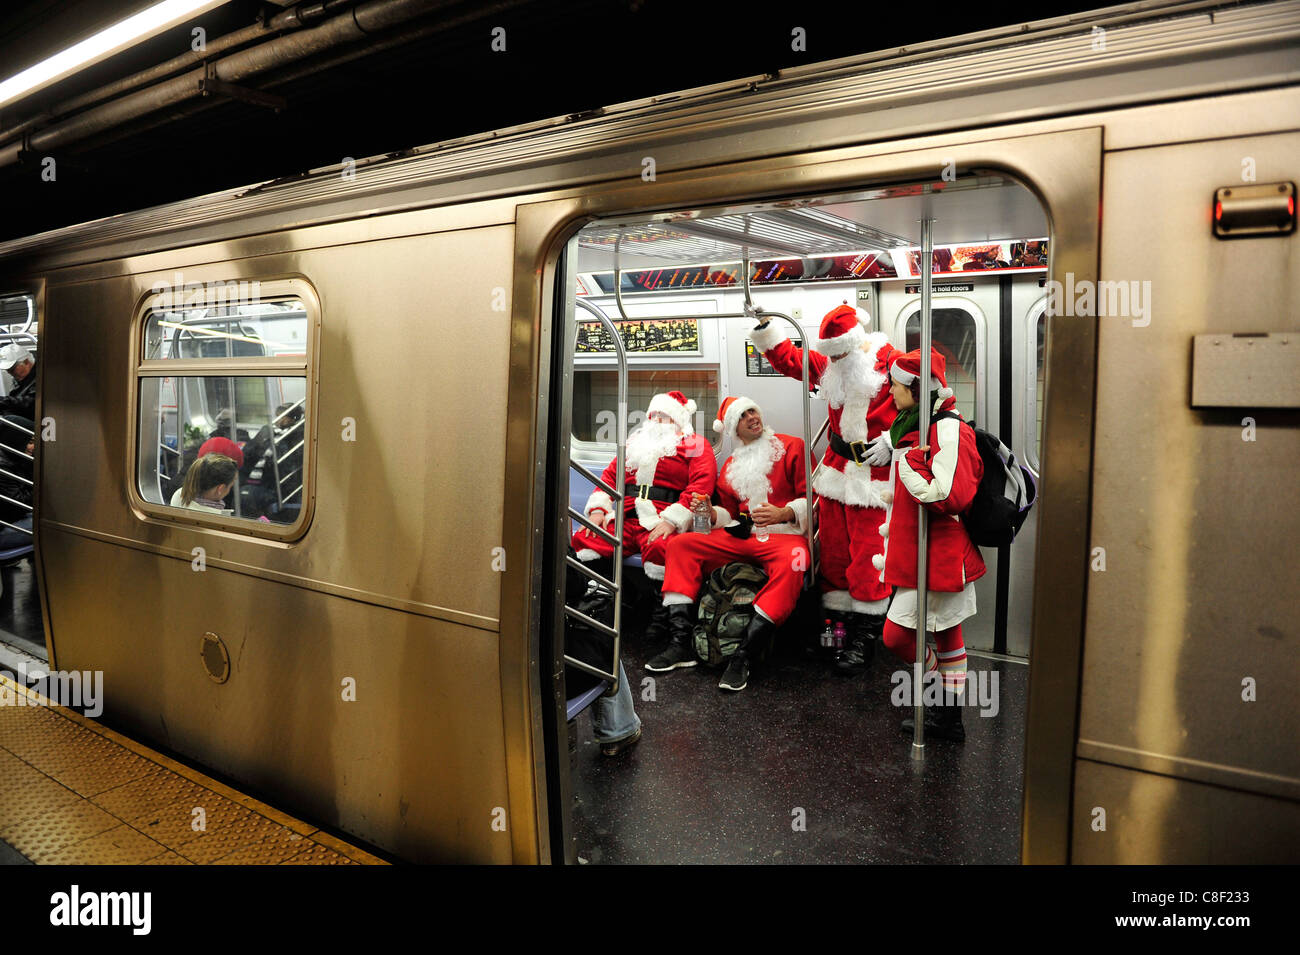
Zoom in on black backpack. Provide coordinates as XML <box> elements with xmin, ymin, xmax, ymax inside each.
<box><xmin>932</xmin><ymin>411</ymin><xmax>1037</xmax><ymax>548</ymax></box>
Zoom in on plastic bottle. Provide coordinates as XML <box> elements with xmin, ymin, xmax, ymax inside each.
<box><xmin>833</xmin><ymin>620</ymin><xmax>848</xmax><ymax>651</ymax></box>
<box><xmin>692</xmin><ymin>494</ymin><xmax>711</xmax><ymax>534</ymax></box>
<box><xmin>820</xmin><ymin>618</ymin><xmax>835</xmax><ymax>648</ymax></box>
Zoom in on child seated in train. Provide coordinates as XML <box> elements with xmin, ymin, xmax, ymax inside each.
<box><xmin>873</xmin><ymin>348</ymin><xmax>985</xmax><ymax>743</ymax></box>
<box><xmin>176</xmin><ymin>453</ymin><xmax>239</xmax><ymax>516</ymax></box>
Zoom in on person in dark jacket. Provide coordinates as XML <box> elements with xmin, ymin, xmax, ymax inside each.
<box><xmin>0</xmin><ymin>344</ymin><xmax>37</xmax><ymax>486</ymax></box>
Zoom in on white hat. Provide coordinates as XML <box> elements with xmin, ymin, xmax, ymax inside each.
<box><xmin>0</xmin><ymin>344</ymin><xmax>32</xmax><ymax>372</ymax></box>
<box><xmin>646</xmin><ymin>390</ymin><xmax>696</xmax><ymax>433</ymax></box>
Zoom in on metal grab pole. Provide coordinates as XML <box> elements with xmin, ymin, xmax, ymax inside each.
<box><xmin>913</xmin><ymin>217</ymin><xmax>935</xmax><ymax>759</ymax></box>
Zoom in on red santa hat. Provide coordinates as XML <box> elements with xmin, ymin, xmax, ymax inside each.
<box><xmin>812</xmin><ymin>302</ymin><xmax>872</xmax><ymax>358</ymax></box>
<box><xmin>889</xmin><ymin>348</ymin><xmax>954</xmax><ymax>401</ymax></box>
<box><xmin>646</xmin><ymin>390</ymin><xmax>697</xmax><ymax>433</ymax></box>
<box><xmin>198</xmin><ymin>436</ymin><xmax>244</xmax><ymax>469</ymax></box>
<box><xmin>713</xmin><ymin>395</ymin><xmax>761</xmax><ymax>437</ymax></box>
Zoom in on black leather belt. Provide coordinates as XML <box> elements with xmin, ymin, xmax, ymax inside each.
<box><xmin>828</xmin><ymin>431</ymin><xmax>872</xmax><ymax>466</ymax></box>
<box><xmin>623</xmin><ymin>483</ymin><xmax>678</xmax><ymax>504</ymax></box>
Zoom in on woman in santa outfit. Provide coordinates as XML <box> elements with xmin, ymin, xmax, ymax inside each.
<box><xmin>570</xmin><ymin>389</ymin><xmax>717</xmax><ymax>584</ymax></box>
<box><xmin>749</xmin><ymin>304</ymin><xmax>899</xmax><ymax>673</ymax></box>
<box><xmin>647</xmin><ymin>396</ymin><xmax>810</xmax><ymax>692</ymax></box>
<box><xmin>873</xmin><ymin>348</ymin><xmax>985</xmax><ymax>742</ymax></box>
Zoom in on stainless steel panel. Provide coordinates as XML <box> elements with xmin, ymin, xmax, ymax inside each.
<box><xmin>1072</xmin><ymin>758</ymin><xmax>1300</xmax><ymax>863</ymax></box>
<box><xmin>1080</xmin><ymin>132</ymin><xmax>1300</xmax><ymax>804</ymax></box>
<box><xmin>40</xmin><ymin>529</ymin><xmax>513</xmax><ymax>864</ymax></box>
<box><xmin>1191</xmin><ymin>332</ymin><xmax>1300</xmax><ymax>407</ymax></box>
<box><xmin>40</xmin><ymin>228</ymin><xmax>515</xmax><ymax>628</ymax></box>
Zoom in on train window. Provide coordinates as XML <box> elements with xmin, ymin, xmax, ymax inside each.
<box><xmin>572</xmin><ymin>368</ymin><xmax>720</xmax><ymax>447</ymax></box>
<box><xmin>904</xmin><ymin>307</ymin><xmax>979</xmax><ymax>421</ymax></box>
<box><xmin>132</xmin><ymin>286</ymin><xmax>315</xmax><ymax>535</ymax></box>
<box><xmin>1035</xmin><ymin>311</ymin><xmax>1045</xmax><ymax>463</ymax></box>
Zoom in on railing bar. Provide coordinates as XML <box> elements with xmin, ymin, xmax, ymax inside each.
<box><xmin>562</xmin><ymin>655</ymin><xmax>616</xmax><ymax>684</ymax></box>
<box><xmin>0</xmin><ymin>467</ymin><xmax>33</xmax><ymax>486</ymax></box>
<box><xmin>568</xmin><ymin>507</ymin><xmax>617</xmax><ymax>546</ymax></box>
<box><xmin>564</xmin><ymin>555</ymin><xmax>616</xmax><ymax>591</ymax></box>
<box><xmin>569</xmin><ymin>459</ymin><xmax>618</xmax><ymax>500</ymax></box>
<box><xmin>563</xmin><ymin>605</ymin><xmax>617</xmax><ymax>639</ymax></box>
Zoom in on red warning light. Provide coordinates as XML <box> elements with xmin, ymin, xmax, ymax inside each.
<box><xmin>1289</xmin><ymin>195</ymin><xmax>1295</xmax><ymax>217</ymax></box>
<box><xmin>1214</xmin><ymin>200</ymin><xmax>1222</xmax><ymax>222</ymax></box>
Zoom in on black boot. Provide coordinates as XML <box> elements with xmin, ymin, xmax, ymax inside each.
<box><xmin>900</xmin><ymin>697</ymin><xmax>966</xmax><ymax>743</ymax></box>
<box><xmin>836</xmin><ymin>612</ymin><xmax>882</xmax><ymax>675</ymax></box>
<box><xmin>719</xmin><ymin>614</ymin><xmax>775</xmax><ymax>692</ymax></box>
<box><xmin>642</xmin><ymin>599</ymin><xmax>670</xmax><ymax>647</ymax></box>
<box><xmin>645</xmin><ymin>604</ymin><xmax>697</xmax><ymax>672</ymax></box>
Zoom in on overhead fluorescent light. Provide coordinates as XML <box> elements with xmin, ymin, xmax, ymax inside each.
<box><xmin>0</xmin><ymin>0</ymin><xmax>230</xmax><ymax>109</ymax></box>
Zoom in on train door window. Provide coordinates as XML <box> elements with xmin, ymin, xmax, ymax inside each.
<box><xmin>903</xmin><ymin>307</ymin><xmax>982</xmax><ymax>422</ymax></box>
<box><xmin>0</xmin><ymin>291</ymin><xmax>37</xmax><ymax>552</ymax></box>
<box><xmin>1026</xmin><ymin>304</ymin><xmax>1046</xmax><ymax>471</ymax></box>
<box><xmin>132</xmin><ymin>283</ymin><xmax>316</xmax><ymax>536</ymax></box>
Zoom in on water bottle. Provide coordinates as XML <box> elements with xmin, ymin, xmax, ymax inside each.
<box><xmin>753</xmin><ymin>500</ymin><xmax>769</xmax><ymax>542</ymax></box>
<box><xmin>820</xmin><ymin>618</ymin><xmax>835</xmax><ymax>648</ymax></box>
<box><xmin>833</xmin><ymin>620</ymin><xmax>847</xmax><ymax>651</ymax></box>
<box><xmin>692</xmin><ymin>494</ymin><xmax>711</xmax><ymax>534</ymax></box>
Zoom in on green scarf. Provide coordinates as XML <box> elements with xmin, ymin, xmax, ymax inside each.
<box><xmin>890</xmin><ymin>390</ymin><xmax>941</xmax><ymax>448</ymax></box>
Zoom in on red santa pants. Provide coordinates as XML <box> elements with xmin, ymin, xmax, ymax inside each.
<box><xmin>571</xmin><ymin>517</ymin><xmax>670</xmax><ymax>581</ymax></box>
<box><xmin>818</xmin><ymin>496</ymin><xmax>892</xmax><ymax>609</ymax></box>
<box><xmin>661</xmin><ymin>528</ymin><xmax>809</xmax><ymax>626</ymax></box>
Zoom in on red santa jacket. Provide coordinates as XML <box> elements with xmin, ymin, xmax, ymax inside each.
<box><xmin>749</xmin><ymin>322</ymin><xmax>899</xmax><ymax>511</ymax></box>
<box><xmin>584</xmin><ymin>431</ymin><xmax>717</xmax><ymax>534</ymax></box>
<box><xmin>874</xmin><ymin>395</ymin><xmax>986</xmax><ymax>592</ymax></box>
<box><xmin>712</xmin><ymin>431</ymin><xmax>808</xmax><ymax>535</ymax></box>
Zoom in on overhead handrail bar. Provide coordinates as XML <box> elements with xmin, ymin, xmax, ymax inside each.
<box><xmin>565</xmin><ymin>296</ymin><xmax>627</xmax><ymax>693</ymax></box>
<box><xmin>607</xmin><ymin>233</ymin><xmax>817</xmax><ymax>587</ymax></box>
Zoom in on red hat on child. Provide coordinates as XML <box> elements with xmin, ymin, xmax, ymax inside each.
<box><xmin>198</xmin><ymin>436</ymin><xmax>244</xmax><ymax>469</ymax></box>
<box><xmin>889</xmin><ymin>349</ymin><xmax>954</xmax><ymax>400</ymax></box>
<box><xmin>813</xmin><ymin>302</ymin><xmax>871</xmax><ymax>357</ymax></box>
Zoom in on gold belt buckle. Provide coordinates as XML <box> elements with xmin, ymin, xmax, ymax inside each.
<box><xmin>637</xmin><ymin>484</ymin><xmax>651</xmax><ymax>500</ymax></box>
<box><xmin>850</xmin><ymin>441</ymin><xmax>869</xmax><ymax>467</ymax></box>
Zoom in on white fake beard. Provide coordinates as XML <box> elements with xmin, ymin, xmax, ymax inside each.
<box><xmin>724</xmin><ymin>429</ymin><xmax>783</xmax><ymax>505</ymax></box>
<box><xmin>624</xmin><ymin>419</ymin><xmax>681</xmax><ymax>485</ymax></box>
<box><xmin>818</xmin><ymin>347</ymin><xmax>872</xmax><ymax>409</ymax></box>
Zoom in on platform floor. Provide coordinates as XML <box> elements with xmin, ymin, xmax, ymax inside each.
<box><xmin>0</xmin><ymin>674</ymin><xmax>385</xmax><ymax>865</ymax></box>
<box><xmin>571</xmin><ymin>619</ymin><xmax>1027</xmax><ymax>864</ymax></box>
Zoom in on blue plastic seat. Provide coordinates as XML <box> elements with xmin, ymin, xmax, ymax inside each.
<box><xmin>565</xmin><ymin>681</ymin><xmax>610</xmax><ymax>721</ymax></box>
<box><xmin>0</xmin><ymin>544</ymin><xmax>32</xmax><ymax>564</ymax></box>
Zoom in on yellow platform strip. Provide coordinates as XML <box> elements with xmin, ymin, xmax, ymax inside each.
<box><xmin>0</xmin><ymin>673</ymin><xmax>387</xmax><ymax>865</ymax></box>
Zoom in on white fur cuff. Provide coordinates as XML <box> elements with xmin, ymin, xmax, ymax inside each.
<box><xmin>643</xmin><ymin>561</ymin><xmax>665</xmax><ymax>581</ymax></box>
<box><xmin>584</xmin><ymin>489</ymin><xmax>614</xmax><ymax>520</ymax></box>
<box><xmin>575</xmin><ymin>548</ymin><xmax>602</xmax><ymax>562</ymax></box>
<box><xmin>713</xmin><ymin>506</ymin><xmax>733</xmax><ymax>527</ymax></box>
<box><xmin>787</xmin><ymin>497</ymin><xmax>808</xmax><ymax>534</ymax></box>
<box><xmin>660</xmin><ymin>501</ymin><xmax>694</xmax><ymax>532</ymax></box>
<box><xmin>749</xmin><ymin>321</ymin><xmax>787</xmax><ymax>353</ymax></box>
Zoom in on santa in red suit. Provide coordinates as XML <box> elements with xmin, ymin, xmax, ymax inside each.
<box><xmin>647</xmin><ymin>396</ymin><xmax>811</xmax><ymax>692</ymax></box>
<box><xmin>749</xmin><ymin>303</ymin><xmax>900</xmax><ymax>672</ymax></box>
<box><xmin>570</xmin><ymin>390</ymin><xmax>717</xmax><ymax>584</ymax></box>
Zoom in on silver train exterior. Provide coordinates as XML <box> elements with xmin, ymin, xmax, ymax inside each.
<box><xmin>0</xmin><ymin>1</ymin><xmax>1296</xmax><ymax>863</ymax></box>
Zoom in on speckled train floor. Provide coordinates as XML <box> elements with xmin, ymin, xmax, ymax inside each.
<box><xmin>571</xmin><ymin>618</ymin><xmax>1027</xmax><ymax>865</ymax></box>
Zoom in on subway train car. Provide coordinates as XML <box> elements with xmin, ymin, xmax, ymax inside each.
<box><xmin>0</xmin><ymin>1</ymin><xmax>1297</xmax><ymax>864</ymax></box>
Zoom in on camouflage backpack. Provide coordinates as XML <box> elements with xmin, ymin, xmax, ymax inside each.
<box><xmin>693</xmin><ymin>563</ymin><xmax>769</xmax><ymax>666</ymax></box>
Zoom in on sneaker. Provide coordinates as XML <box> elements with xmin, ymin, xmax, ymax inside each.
<box><xmin>599</xmin><ymin>726</ymin><xmax>642</xmax><ymax>757</ymax></box>
<box><xmin>644</xmin><ymin>641</ymin><xmax>697</xmax><ymax>672</ymax></box>
<box><xmin>718</xmin><ymin>653</ymin><xmax>749</xmax><ymax>692</ymax></box>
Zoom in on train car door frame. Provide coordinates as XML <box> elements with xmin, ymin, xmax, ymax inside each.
<box><xmin>506</xmin><ymin>126</ymin><xmax>1102</xmax><ymax>865</ymax></box>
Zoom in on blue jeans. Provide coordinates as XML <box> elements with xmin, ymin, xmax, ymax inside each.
<box><xmin>592</xmin><ymin>661</ymin><xmax>640</xmax><ymax>743</ymax></box>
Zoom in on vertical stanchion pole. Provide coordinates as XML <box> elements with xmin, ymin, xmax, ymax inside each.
<box><xmin>912</xmin><ymin>217</ymin><xmax>935</xmax><ymax>760</ymax></box>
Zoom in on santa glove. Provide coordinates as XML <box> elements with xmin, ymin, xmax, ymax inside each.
<box><xmin>865</xmin><ymin>431</ymin><xmax>892</xmax><ymax>467</ymax></box>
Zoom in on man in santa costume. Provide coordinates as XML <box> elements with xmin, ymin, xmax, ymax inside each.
<box><xmin>646</xmin><ymin>396</ymin><xmax>810</xmax><ymax>692</ymax></box>
<box><xmin>748</xmin><ymin>303</ymin><xmax>900</xmax><ymax>673</ymax></box>
<box><xmin>570</xmin><ymin>390</ymin><xmax>717</xmax><ymax>587</ymax></box>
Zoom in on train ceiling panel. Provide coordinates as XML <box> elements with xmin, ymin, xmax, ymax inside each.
<box><xmin>576</xmin><ymin>175</ymin><xmax>1048</xmax><ymax>272</ymax></box>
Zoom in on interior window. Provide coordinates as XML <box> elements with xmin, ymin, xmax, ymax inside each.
<box><xmin>904</xmin><ymin>307</ymin><xmax>978</xmax><ymax>421</ymax></box>
<box><xmin>572</xmin><ymin>369</ymin><xmax>720</xmax><ymax>447</ymax></box>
